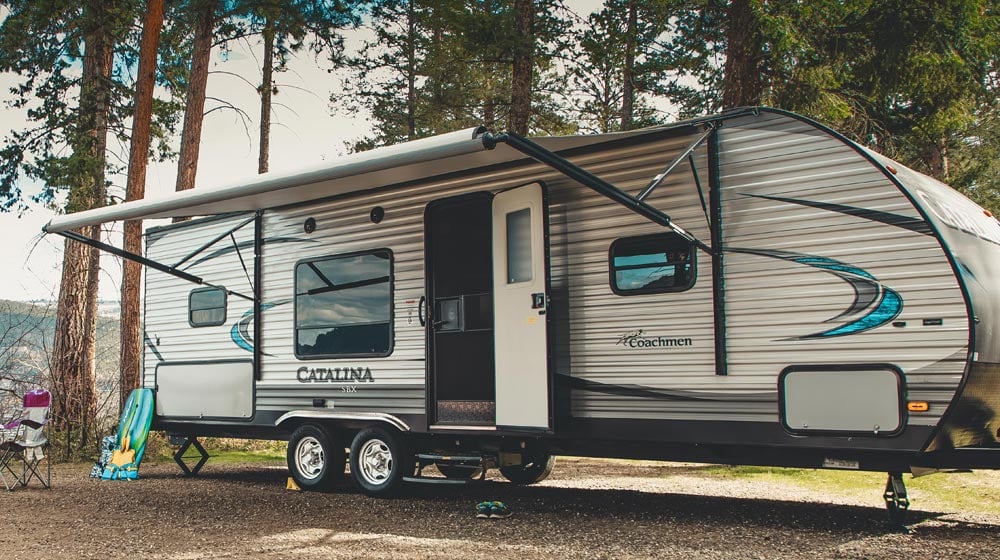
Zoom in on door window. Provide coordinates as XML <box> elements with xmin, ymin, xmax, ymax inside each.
<box><xmin>505</xmin><ymin>208</ymin><xmax>533</xmax><ymax>284</ymax></box>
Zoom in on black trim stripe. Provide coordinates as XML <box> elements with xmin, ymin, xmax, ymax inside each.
<box><xmin>741</xmin><ymin>193</ymin><xmax>934</xmax><ymax>236</ymax></box>
<box><xmin>557</xmin><ymin>374</ymin><xmax>776</xmax><ymax>403</ymax></box>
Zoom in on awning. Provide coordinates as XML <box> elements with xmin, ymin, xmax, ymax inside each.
<box><xmin>42</xmin><ymin>125</ymin><xmax>650</xmax><ymax>234</ymax></box>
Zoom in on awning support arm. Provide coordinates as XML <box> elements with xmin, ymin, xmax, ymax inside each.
<box><xmin>690</xmin><ymin>154</ymin><xmax>711</xmax><ymax>229</ymax></box>
<box><xmin>57</xmin><ymin>230</ymin><xmax>254</xmax><ymax>302</ymax></box>
<box><xmin>485</xmin><ymin>132</ymin><xmax>715</xmax><ymax>255</ymax></box>
<box><xmin>172</xmin><ymin>214</ymin><xmax>257</xmax><ymax>269</ymax></box>
<box><xmin>636</xmin><ymin>124</ymin><xmax>716</xmax><ymax>202</ymax></box>
<box><xmin>231</xmin><ymin>232</ymin><xmax>253</xmax><ymax>293</ymax></box>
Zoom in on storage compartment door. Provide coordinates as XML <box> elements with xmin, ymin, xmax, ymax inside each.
<box><xmin>780</xmin><ymin>365</ymin><xmax>904</xmax><ymax>436</ymax></box>
<box><xmin>156</xmin><ymin>360</ymin><xmax>254</xmax><ymax>419</ymax></box>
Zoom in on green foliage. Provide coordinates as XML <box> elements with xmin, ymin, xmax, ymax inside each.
<box><xmin>224</xmin><ymin>0</ymin><xmax>359</xmax><ymax>72</ymax></box>
<box><xmin>697</xmin><ymin>464</ymin><xmax>1000</xmax><ymax>517</ymax></box>
<box><xmin>338</xmin><ymin>0</ymin><xmax>575</xmax><ymax>151</ymax></box>
<box><xmin>150</xmin><ymin>435</ymin><xmax>286</xmax><ymax>463</ymax></box>
<box><xmin>658</xmin><ymin>0</ymin><xmax>999</xmax><ymax>213</ymax></box>
<box><xmin>0</xmin><ymin>0</ymin><xmax>185</xmax><ymax>212</ymax></box>
<box><xmin>567</xmin><ymin>0</ymin><xmax>671</xmax><ymax>132</ymax></box>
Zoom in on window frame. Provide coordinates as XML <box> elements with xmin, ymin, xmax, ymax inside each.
<box><xmin>608</xmin><ymin>232</ymin><xmax>697</xmax><ymax>296</ymax></box>
<box><xmin>293</xmin><ymin>248</ymin><xmax>395</xmax><ymax>360</ymax></box>
<box><xmin>188</xmin><ymin>286</ymin><xmax>228</xmax><ymax>327</ymax></box>
<box><xmin>504</xmin><ymin>207</ymin><xmax>534</xmax><ymax>284</ymax></box>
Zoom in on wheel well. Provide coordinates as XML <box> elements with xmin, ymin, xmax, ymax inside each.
<box><xmin>278</xmin><ymin>417</ymin><xmax>408</xmax><ymax>448</ymax></box>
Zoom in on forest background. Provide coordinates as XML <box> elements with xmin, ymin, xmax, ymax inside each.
<box><xmin>0</xmin><ymin>0</ymin><xmax>996</xmax><ymax>459</ymax></box>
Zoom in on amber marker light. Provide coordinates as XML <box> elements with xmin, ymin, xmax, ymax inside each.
<box><xmin>907</xmin><ymin>401</ymin><xmax>930</xmax><ymax>412</ymax></box>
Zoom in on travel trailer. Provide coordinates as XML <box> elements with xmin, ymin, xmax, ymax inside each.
<box><xmin>44</xmin><ymin>108</ymin><xmax>1000</xmax><ymax>523</ymax></box>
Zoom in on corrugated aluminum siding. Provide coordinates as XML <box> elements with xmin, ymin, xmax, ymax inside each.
<box><xmin>719</xmin><ymin>113</ymin><xmax>969</xmax><ymax>426</ymax></box>
<box><xmin>143</xmin><ymin>214</ymin><xmax>258</xmax><ymax>389</ymax></box>
<box><xmin>255</xmin><ymin>131</ymin><xmax>720</xmax><ymax>420</ymax></box>
<box><xmin>142</xmin><ymin>112</ymin><xmax>968</xmax><ymax>432</ymax></box>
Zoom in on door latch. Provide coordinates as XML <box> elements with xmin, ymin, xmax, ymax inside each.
<box><xmin>531</xmin><ymin>292</ymin><xmax>546</xmax><ymax>309</ymax></box>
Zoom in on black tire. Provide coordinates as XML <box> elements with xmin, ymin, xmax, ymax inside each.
<box><xmin>435</xmin><ymin>463</ymin><xmax>481</xmax><ymax>479</ymax></box>
<box><xmin>286</xmin><ymin>423</ymin><xmax>345</xmax><ymax>492</ymax></box>
<box><xmin>500</xmin><ymin>454</ymin><xmax>555</xmax><ymax>485</ymax></box>
<box><xmin>349</xmin><ymin>426</ymin><xmax>413</xmax><ymax>496</ymax></box>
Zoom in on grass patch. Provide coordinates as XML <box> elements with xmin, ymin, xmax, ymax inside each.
<box><xmin>191</xmin><ymin>449</ymin><xmax>285</xmax><ymax>463</ymax></box>
<box><xmin>694</xmin><ymin>464</ymin><xmax>1000</xmax><ymax>516</ymax></box>
<box><xmin>150</xmin><ymin>435</ymin><xmax>287</xmax><ymax>464</ymax></box>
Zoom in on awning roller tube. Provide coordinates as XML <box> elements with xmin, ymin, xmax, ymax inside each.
<box><xmin>43</xmin><ymin>126</ymin><xmax>490</xmax><ymax>234</ymax></box>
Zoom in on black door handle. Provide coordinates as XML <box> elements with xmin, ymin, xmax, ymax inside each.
<box><xmin>418</xmin><ymin>295</ymin><xmax>426</xmax><ymax>327</ymax></box>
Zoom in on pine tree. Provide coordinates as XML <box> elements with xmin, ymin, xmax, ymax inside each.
<box><xmin>567</xmin><ymin>0</ymin><xmax>670</xmax><ymax>133</ymax></box>
<box><xmin>232</xmin><ymin>0</ymin><xmax>359</xmax><ymax>173</ymax></box>
<box><xmin>0</xmin><ymin>0</ymin><xmax>131</xmax><ymax>458</ymax></box>
<box><xmin>174</xmin><ymin>0</ymin><xmax>217</xmax><ymax>195</ymax></box>
<box><xmin>119</xmin><ymin>0</ymin><xmax>165</xmax><ymax>410</ymax></box>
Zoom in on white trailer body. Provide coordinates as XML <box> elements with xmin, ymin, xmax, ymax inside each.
<box><xmin>45</xmin><ymin>108</ymin><xmax>1000</xmax><ymax>498</ymax></box>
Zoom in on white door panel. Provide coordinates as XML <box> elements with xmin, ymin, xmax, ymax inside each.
<box><xmin>493</xmin><ymin>182</ymin><xmax>550</xmax><ymax>430</ymax></box>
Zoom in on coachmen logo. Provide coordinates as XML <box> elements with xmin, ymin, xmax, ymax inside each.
<box><xmin>296</xmin><ymin>366</ymin><xmax>374</xmax><ymax>383</ymax></box>
<box><xmin>616</xmin><ymin>329</ymin><xmax>693</xmax><ymax>349</ymax></box>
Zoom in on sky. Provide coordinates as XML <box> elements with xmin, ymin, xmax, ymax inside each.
<box><xmin>0</xmin><ymin>0</ymin><xmax>609</xmax><ymax>302</ymax></box>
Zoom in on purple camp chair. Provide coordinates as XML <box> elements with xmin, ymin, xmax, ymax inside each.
<box><xmin>0</xmin><ymin>389</ymin><xmax>52</xmax><ymax>491</ymax></box>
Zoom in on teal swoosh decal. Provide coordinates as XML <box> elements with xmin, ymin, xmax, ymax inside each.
<box><xmin>730</xmin><ymin>248</ymin><xmax>903</xmax><ymax>339</ymax></box>
<box><xmin>230</xmin><ymin>300</ymin><xmax>290</xmax><ymax>355</ymax></box>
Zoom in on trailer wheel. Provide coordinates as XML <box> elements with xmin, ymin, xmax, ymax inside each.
<box><xmin>500</xmin><ymin>455</ymin><xmax>555</xmax><ymax>485</ymax></box>
<box><xmin>350</xmin><ymin>427</ymin><xmax>413</xmax><ymax>496</ymax></box>
<box><xmin>287</xmin><ymin>424</ymin><xmax>345</xmax><ymax>492</ymax></box>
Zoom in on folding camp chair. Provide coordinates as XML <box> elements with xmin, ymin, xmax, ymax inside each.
<box><xmin>0</xmin><ymin>389</ymin><xmax>51</xmax><ymax>491</ymax></box>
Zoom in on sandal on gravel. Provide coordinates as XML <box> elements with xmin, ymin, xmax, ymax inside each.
<box><xmin>476</xmin><ymin>501</ymin><xmax>492</xmax><ymax>519</ymax></box>
<box><xmin>489</xmin><ymin>501</ymin><xmax>512</xmax><ymax>519</ymax></box>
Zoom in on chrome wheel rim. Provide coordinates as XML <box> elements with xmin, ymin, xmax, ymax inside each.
<box><xmin>358</xmin><ymin>438</ymin><xmax>393</xmax><ymax>486</ymax></box>
<box><xmin>294</xmin><ymin>436</ymin><xmax>325</xmax><ymax>480</ymax></box>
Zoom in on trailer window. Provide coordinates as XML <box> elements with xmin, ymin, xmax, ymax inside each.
<box><xmin>295</xmin><ymin>250</ymin><xmax>393</xmax><ymax>358</ymax></box>
<box><xmin>609</xmin><ymin>233</ymin><xmax>695</xmax><ymax>295</ymax></box>
<box><xmin>189</xmin><ymin>287</ymin><xmax>227</xmax><ymax>327</ymax></box>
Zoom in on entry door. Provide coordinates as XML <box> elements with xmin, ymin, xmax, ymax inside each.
<box><xmin>492</xmin><ymin>182</ymin><xmax>551</xmax><ymax>431</ymax></box>
<box><xmin>425</xmin><ymin>194</ymin><xmax>496</xmax><ymax>426</ymax></box>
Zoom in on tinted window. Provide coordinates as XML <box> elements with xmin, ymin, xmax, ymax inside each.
<box><xmin>189</xmin><ymin>287</ymin><xmax>227</xmax><ymax>327</ymax></box>
<box><xmin>295</xmin><ymin>250</ymin><xmax>393</xmax><ymax>357</ymax></box>
<box><xmin>506</xmin><ymin>208</ymin><xmax>532</xmax><ymax>283</ymax></box>
<box><xmin>609</xmin><ymin>233</ymin><xmax>696</xmax><ymax>295</ymax></box>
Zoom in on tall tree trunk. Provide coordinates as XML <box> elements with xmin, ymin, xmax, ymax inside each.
<box><xmin>120</xmin><ymin>0</ymin><xmax>164</xmax><ymax>411</ymax></box>
<box><xmin>51</xmin><ymin>0</ymin><xmax>114</xmax><ymax>458</ymax></box>
<box><xmin>175</xmin><ymin>0</ymin><xmax>216</xmax><ymax>196</ymax></box>
<box><xmin>406</xmin><ymin>0</ymin><xmax>417</xmax><ymax>140</ymax></box>
<box><xmin>509</xmin><ymin>0</ymin><xmax>534</xmax><ymax>135</ymax></box>
<box><xmin>721</xmin><ymin>0</ymin><xmax>764</xmax><ymax>108</ymax></box>
<box><xmin>925</xmin><ymin>138</ymin><xmax>950</xmax><ymax>181</ymax></box>
<box><xmin>481</xmin><ymin>0</ymin><xmax>496</xmax><ymax>131</ymax></box>
<box><xmin>259</xmin><ymin>18</ymin><xmax>274</xmax><ymax>174</ymax></box>
<box><xmin>621</xmin><ymin>0</ymin><xmax>637</xmax><ymax>131</ymax></box>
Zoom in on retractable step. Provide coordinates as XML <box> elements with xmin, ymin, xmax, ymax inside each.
<box><xmin>403</xmin><ymin>452</ymin><xmax>497</xmax><ymax>484</ymax></box>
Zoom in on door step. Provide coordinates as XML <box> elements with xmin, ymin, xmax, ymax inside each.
<box><xmin>404</xmin><ymin>452</ymin><xmax>497</xmax><ymax>484</ymax></box>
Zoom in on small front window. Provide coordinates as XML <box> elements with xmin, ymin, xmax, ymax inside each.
<box><xmin>295</xmin><ymin>250</ymin><xmax>393</xmax><ymax>358</ymax></box>
<box><xmin>189</xmin><ymin>287</ymin><xmax>227</xmax><ymax>327</ymax></box>
<box><xmin>609</xmin><ymin>233</ymin><xmax>696</xmax><ymax>295</ymax></box>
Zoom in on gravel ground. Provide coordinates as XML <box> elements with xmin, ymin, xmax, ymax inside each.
<box><xmin>3</xmin><ymin>457</ymin><xmax>1000</xmax><ymax>559</ymax></box>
